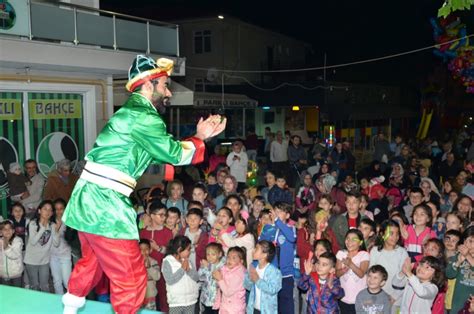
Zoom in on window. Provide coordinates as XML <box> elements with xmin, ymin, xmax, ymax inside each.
<box><xmin>194</xmin><ymin>78</ymin><xmax>205</xmax><ymax>92</ymax></box>
<box><xmin>194</xmin><ymin>30</ymin><xmax>211</xmax><ymax>54</ymax></box>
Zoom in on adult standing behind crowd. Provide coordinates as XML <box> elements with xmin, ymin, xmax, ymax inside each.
<box><xmin>43</xmin><ymin>159</ymin><xmax>78</xmax><ymax>203</ymax></box>
<box><xmin>21</xmin><ymin>159</ymin><xmax>45</xmax><ymax>218</ymax></box>
<box><xmin>226</xmin><ymin>140</ymin><xmax>248</xmax><ymax>192</ymax></box>
<box><xmin>373</xmin><ymin>132</ymin><xmax>391</xmax><ymax>163</ymax></box>
<box><xmin>270</xmin><ymin>130</ymin><xmax>289</xmax><ymax>177</ymax></box>
<box><xmin>61</xmin><ymin>55</ymin><xmax>226</xmax><ymax>314</ymax></box>
<box><xmin>288</xmin><ymin>135</ymin><xmax>307</xmax><ymax>188</ymax></box>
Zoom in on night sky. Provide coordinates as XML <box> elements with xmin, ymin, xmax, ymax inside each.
<box><xmin>101</xmin><ymin>0</ymin><xmax>467</xmax><ymax>86</ymax></box>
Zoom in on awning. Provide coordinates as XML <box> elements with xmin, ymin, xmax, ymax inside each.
<box><xmin>113</xmin><ymin>80</ymin><xmax>193</xmax><ymax>106</ymax></box>
<box><xmin>193</xmin><ymin>92</ymin><xmax>257</xmax><ymax>108</ymax></box>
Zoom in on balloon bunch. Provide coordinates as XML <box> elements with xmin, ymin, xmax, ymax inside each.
<box><xmin>448</xmin><ymin>46</ymin><xmax>474</xmax><ymax>93</ymax></box>
<box><xmin>246</xmin><ymin>160</ymin><xmax>258</xmax><ymax>187</ymax></box>
<box><xmin>431</xmin><ymin>15</ymin><xmax>474</xmax><ymax>93</ymax></box>
<box><xmin>431</xmin><ymin>16</ymin><xmax>468</xmax><ymax>59</ymax></box>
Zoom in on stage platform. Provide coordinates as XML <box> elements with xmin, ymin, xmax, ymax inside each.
<box><xmin>0</xmin><ymin>285</ymin><xmax>161</xmax><ymax>313</ymax></box>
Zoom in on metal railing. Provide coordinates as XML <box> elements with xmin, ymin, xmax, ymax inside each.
<box><xmin>28</xmin><ymin>0</ymin><xmax>179</xmax><ymax>56</ymax></box>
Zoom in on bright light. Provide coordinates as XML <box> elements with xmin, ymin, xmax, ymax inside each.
<box><xmin>218</xmin><ymin>15</ymin><xmax>224</xmax><ymax>19</ymax></box>
<box><xmin>262</xmin><ymin>106</ymin><xmax>270</xmax><ymax>110</ymax></box>
<box><xmin>470</xmin><ymin>116</ymin><xmax>473</xmax><ymax>120</ymax></box>
<box><xmin>292</xmin><ymin>106</ymin><xmax>300</xmax><ymax>111</ymax></box>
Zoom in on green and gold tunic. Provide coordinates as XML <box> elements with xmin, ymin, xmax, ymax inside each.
<box><xmin>63</xmin><ymin>93</ymin><xmax>204</xmax><ymax>240</ymax></box>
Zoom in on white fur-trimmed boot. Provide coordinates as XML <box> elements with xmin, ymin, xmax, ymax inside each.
<box><xmin>62</xmin><ymin>292</ymin><xmax>86</xmax><ymax>314</ymax></box>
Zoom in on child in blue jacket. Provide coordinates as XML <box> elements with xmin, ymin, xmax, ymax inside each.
<box><xmin>257</xmin><ymin>199</ymin><xmax>297</xmax><ymax>313</ymax></box>
<box><xmin>245</xmin><ymin>240</ymin><xmax>282</xmax><ymax>314</ymax></box>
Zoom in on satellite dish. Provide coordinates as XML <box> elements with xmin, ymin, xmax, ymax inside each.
<box><xmin>206</xmin><ymin>68</ymin><xmax>219</xmax><ymax>82</ymax></box>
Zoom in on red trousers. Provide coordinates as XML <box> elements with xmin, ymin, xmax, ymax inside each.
<box><xmin>68</xmin><ymin>232</ymin><xmax>147</xmax><ymax>314</ymax></box>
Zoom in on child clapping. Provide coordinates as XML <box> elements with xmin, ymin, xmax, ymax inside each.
<box><xmin>139</xmin><ymin>239</ymin><xmax>160</xmax><ymax>310</ymax></box>
<box><xmin>213</xmin><ymin>247</ymin><xmax>247</xmax><ymax>314</ymax></box>
<box><xmin>199</xmin><ymin>243</ymin><xmax>225</xmax><ymax>313</ymax></box>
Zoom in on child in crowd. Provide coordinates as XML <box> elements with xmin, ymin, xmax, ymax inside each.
<box><xmin>24</xmin><ymin>200</ymin><xmax>59</xmax><ymax>292</ymax></box>
<box><xmin>271</xmin><ymin>202</ymin><xmax>297</xmax><ymax>314</ymax></box>
<box><xmin>162</xmin><ymin>235</ymin><xmax>200</xmax><ymax>313</ymax></box>
<box><xmin>401</xmin><ymin>203</ymin><xmax>436</xmax><ymax>260</ymax></box>
<box><xmin>139</xmin><ymin>239</ymin><xmax>160</xmax><ymax>311</ymax></box>
<box><xmin>359</xmin><ymin>194</ymin><xmax>374</xmax><ymax>221</ymax></box>
<box><xmin>444</xmin><ymin>229</ymin><xmax>462</xmax><ymax>259</ymax></box>
<box><xmin>446</xmin><ymin>226</ymin><xmax>474</xmax><ymax>314</ymax></box>
<box><xmin>8</xmin><ymin>202</ymin><xmax>29</xmax><ymax>250</ymax></box>
<box><xmin>355</xmin><ymin>265</ymin><xmax>391</xmax><ymax>314</ymax></box>
<box><xmin>369</xmin><ymin>220</ymin><xmax>408</xmax><ymax>311</ymax></box>
<box><xmin>297</xmin><ymin>239</ymin><xmax>332</xmax><ymax>314</ymax></box>
<box><xmin>166</xmin><ymin>207</ymin><xmax>182</xmax><ymax>237</ymax></box>
<box><xmin>163</xmin><ymin>180</ymin><xmax>189</xmax><ymax>219</ymax></box>
<box><xmin>50</xmin><ymin>198</ymin><xmax>72</xmax><ymax>295</ymax></box>
<box><xmin>446</xmin><ymin>212</ymin><xmax>464</xmax><ymax>232</ymax></box>
<box><xmin>248</xmin><ymin>196</ymin><xmax>265</xmax><ymax>236</ymax></box>
<box><xmin>244</xmin><ymin>240</ymin><xmax>282</xmax><ymax>313</ymax></box>
<box><xmin>257</xmin><ymin>209</ymin><xmax>275</xmax><ymax>240</ymax></box>
<box><xmin>295</xmin><ymin>173</ymin><xmax>317</xmax><ymax>214</ymax></box>
<box><xmin>0</xmin><ymin>220</ymin><xmax>24</xmax><ymax>287</ymax></box>
<box><xmin>139</xmin><ymin>202</ymin><xmax>173</xmax><ymax>312</ymax></box>
<box><xmin>209</xmin><ymin>207</ymin><xmax>235</xmax><ymax>249</ymax></box>
<box><xmin>268</xmin><ymin>174</ymin><xmax>293</xmax><ymax>206</ymax></box>
<box><xmin>331</xmin><ymin>192</ymin><xmax>366</xmax><ymax>248</ymax></box>
<box><xmin>192</xmin><ymin>183</ymin><xmax>215</xmax><ymax>229</ymax></box>
<box><xmin>297</xmin><ymin>208</ymin><xmax>340</xmax><ymax>275</ymax></box>
<box><xmin>414</xmin><ymin>238</ymin><xmax>445</xmax><ymax>266</ymax></box>
<box><xmin>214</xmin><ymin>175</ymin><xmax>238</xmax><ymax>210</ymax></box>
<box><xmin>199</xmin><ymin>243</ymin><xmax>226</xmax><ymax>314</ymax></box>
<box><xmin>299</xmin><ymin>251</ymin><xmax>344</xmax><ymax>314</ymax></box>
<box><xmin>220</xmin><ymin>211</ymin><xmax>255</xmax><ymax>267</ymax></box>
<box><xmin>392</xmin><ymin>256</ymin><xmax>444</xmax><ymax>313</ymax></box>
<box><xmin>178</xmin><ymin>208</ymin><xmax>208</xmax><ymax>271</ymax></box>
<box><xmin>336</xmin><ymin>229</ymin><xmax>369</xmax><ymax>314</ymax></box>
<box><xmin>213</xmin><ymin>246</ymin><xmax>247</xmax><ymax>314</ymax></box>
<box><xmin>358</xmin><ymin>218</ymin><xmax>377</xmax><ymax>252</ymax></box>
<box><xmin>206</xmin><ymin>172</ymin><xmax>220</xmax><ymax>199</ymax></box>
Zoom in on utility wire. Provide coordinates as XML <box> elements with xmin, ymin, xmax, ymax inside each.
<box><xmin>223</xmin><ymin>73</ymin><xmax>349</xmax><ymax>91</ymax></box>
<box><xmin>186</xmin><ymin>34</ymin><xmax>474</xmax><ymax>74</ymax></box>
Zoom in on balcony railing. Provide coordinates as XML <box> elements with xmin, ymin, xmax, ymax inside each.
<box><xmin>22</xmin><ymin>0</ymin><xmax>179</xmax><ymax>56</ymax></box>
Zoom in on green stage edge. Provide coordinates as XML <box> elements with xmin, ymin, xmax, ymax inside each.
<box><xmin>0</xmin><ymin>285</ymin><xmax>162</xmax><ymax>313</ymax></box>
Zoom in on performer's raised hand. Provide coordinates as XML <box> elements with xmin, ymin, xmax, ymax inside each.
<box><xmin>195</xmin><ymin>115</ymin><xmax>227</xmax><ymax>140</ymax></box>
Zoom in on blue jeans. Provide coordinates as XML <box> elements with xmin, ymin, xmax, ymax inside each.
<box><xmin>278</xmin><ymin>276</ymin><xmax>294</xmax><ymax>314</ymax></box>
<box><xmin>50</xmin><ymin>255</ymin><xmax>72</xmax><ymax>294</ymax></box>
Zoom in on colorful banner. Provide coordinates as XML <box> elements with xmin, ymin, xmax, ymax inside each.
<box><xmin>0</xmin><ymin>92</ymin><xmax>24</xmax><ymax>218</ymax></box>
<box><xmin>28</xmin><ymin>93</ymin><xmax>84</xmax><ymax>178</ymax></box>
<box><xmin>0</xmin><ymin>98</ymin><xmax>22</xmax><ymax>120</ymax></box>
<box><xmin>29</xmin><ymin>99</ymin><xmax>82</xmax><ymax>120</ymax></box>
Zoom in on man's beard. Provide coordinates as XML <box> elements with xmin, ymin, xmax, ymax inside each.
<box><xmin>151</xmin><ymin>88</ymin><xmax>170</xmax><ymax>115</ymax></box>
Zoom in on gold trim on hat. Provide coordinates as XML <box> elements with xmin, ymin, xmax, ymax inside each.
<box><xmin>125</xmin><ymin>58</ymin><xmax>174</xmax><ymax>92</ymax></box>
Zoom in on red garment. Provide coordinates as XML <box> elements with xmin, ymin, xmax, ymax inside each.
<box><xmin>178</xmin><ymin>227</ymin><xmax>209</xmax><ymax>270</ymax></box>
<box><xmin>68</xmin><ymin>232</ymin><xmax>147</xmax><ymax>314</ymax></box>
<box><xmin>296</xmin><ymin>227</ymin><xmax>340</xmax><ymax>274</ymax></box>
<box><xmin>209</xmin><ymin>154</ymin><xmax>227</xmax><ymax>173</ymax></box>
<box><xmin>139</xmin><ymin>227</ymin><xmax>173</xmax><ymax>266</ymax></box>
<box><xmin>348</xmin><ymin>217</ymin><xmax>357</xmax><ymax>229</ymax></box>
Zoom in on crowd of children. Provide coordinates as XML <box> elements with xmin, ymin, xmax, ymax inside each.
<box><xmin>1</xmin><ymin>132</ymin><xmax>474</xmax><ymax>314</ymax></box>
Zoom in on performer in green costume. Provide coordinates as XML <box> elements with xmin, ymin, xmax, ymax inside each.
<box><xmin>62</xmin><ymin>55</ymin><xmax>226</xmax><ymax>314</ymax></box>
